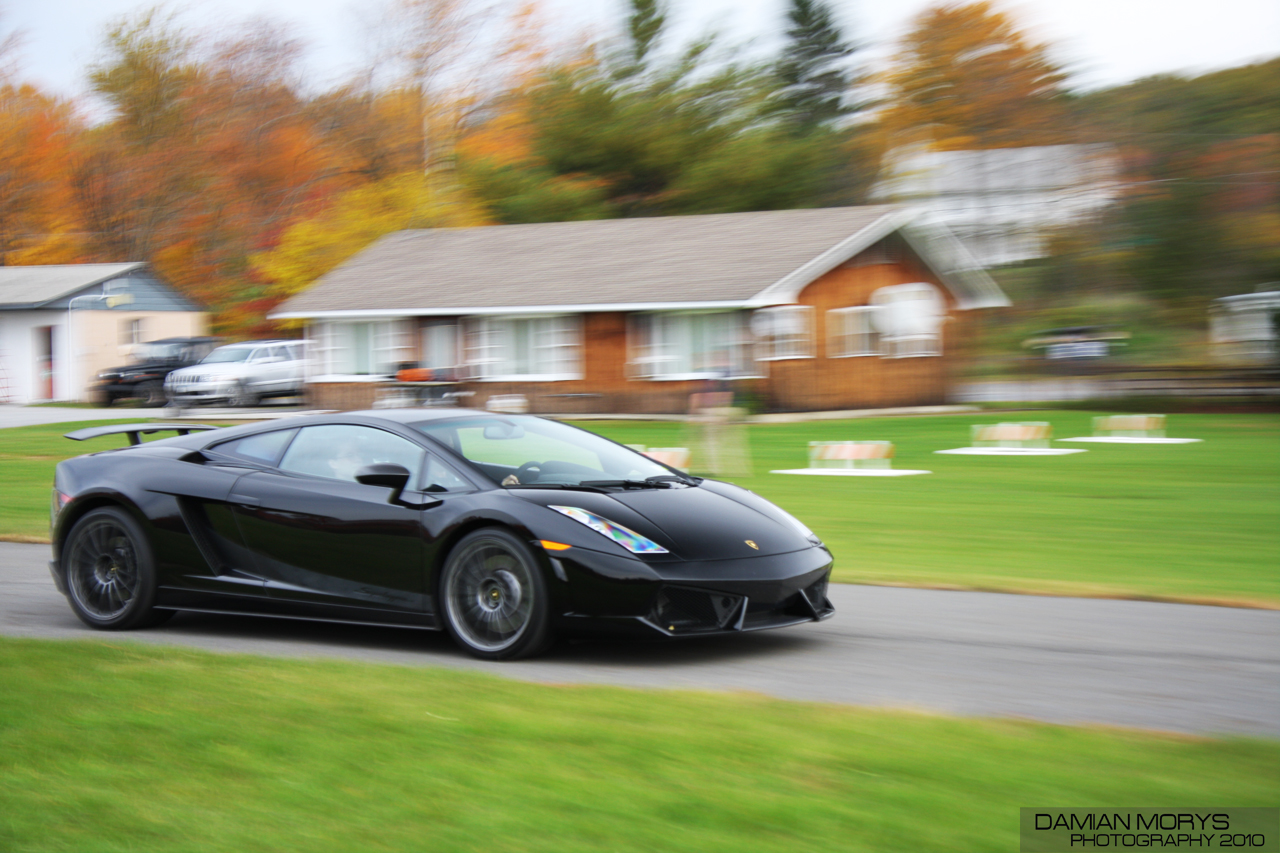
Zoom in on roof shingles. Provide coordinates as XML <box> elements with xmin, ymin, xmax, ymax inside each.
<box><xmin>274</xmin><ymin>206</ymin><xmax>902</xmax><ymax>315</ymax></box>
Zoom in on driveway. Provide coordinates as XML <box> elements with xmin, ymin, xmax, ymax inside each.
<box><xmin>2</xmin><ymin>542</ymin><xmax>1275</xmax><ymax>735</ymax></box>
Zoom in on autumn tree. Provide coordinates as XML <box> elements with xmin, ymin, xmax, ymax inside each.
<box><xmin>0</xmin><ymin>85</ymin><xmax>86</xmax><ymax>265</ymax></box>
<box><xmin>880</xmin><ymin>1</ymin><xmax>1067</xmax><ymax>150</ymax></box>
<box><xmin>1062</xmin><ymin>59</ymin><xmax>1280</xmax><ymax>304</ymax></box>
<box><xmin>366</xmin><ymin>0</ymin><xmax>483</xmax><ymax>176</ymax></box>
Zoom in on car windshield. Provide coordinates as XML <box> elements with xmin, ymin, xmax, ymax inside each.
<box><xmin>201</xmin><ymin>346</ymin><xmax>254</xmax><ymax>364</ymax></box>
<box><xmin>130</xmin><ymin>342</ymin><xmax>185</xmax><ymax>362</ymax></box>
<box><xmin>411</xmin><ymin>415</ymin><xmax>678</xmax><ymax>488</ymax></box>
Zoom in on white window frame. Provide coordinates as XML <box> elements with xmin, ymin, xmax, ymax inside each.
<box><xmin>827</xmin><ymin>306</ymin><xmax>881</xmax><ymax>358</ymax></box>
<box><xmin>754</xmin><ymin>305</ymin><xmax>815</xmax><ymax>361</ymax></box>
<box><xmin>120</xmin><ymin>318</ymin><xmax>143</xmax><ymax>347</ymax></box>
<box><xmin>308</xmin><ymin>319</ymin><xmax>412</xmax><ymax>379</ymax></box>
<box><xmin>464</xmin><ymin>314</ymin><xmax>582</xmax><ymax>382</ymax></box>
<box><xmin>871</xmin><ymin>282</ymin><xmax>945</xmax><ymax>359</ymax></box>
<box><xmin>626</xmin><ymin>311</ymin><xmax>759</xmax><ymax>381</ymax></box>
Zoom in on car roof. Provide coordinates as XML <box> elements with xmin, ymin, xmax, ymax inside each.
<box><xmin>214</xmin><ymin>339</ymin><xmax>303</xmax><ymax>347</ymax></box>
<box><xmin>146</xmin><ymin>336</ymin><xmax>222</xmax><ymax>344</ymax></box>
<box><xmin>340</xmin><ymin>407</ymin><xmax>506</xmax><ymax>424</ymax></box>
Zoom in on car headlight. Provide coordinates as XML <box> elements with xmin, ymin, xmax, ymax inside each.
<box><xmin>548</xmin><ymin>505</ymin><xmax>669</xmax><ymax>554</ymax></box>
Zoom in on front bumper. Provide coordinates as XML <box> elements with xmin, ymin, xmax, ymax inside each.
<box><xmin>551</xmin><ymin>544</ymin><xmax>835</xmax><ymax>638</ymax></box>
<box><xmin>166</xmin><ymin>381</ymin><xmax>234</xmax><ymax>403</ymax></box>
<box><xmin>48</xmin><ymin>559</ymin><xmax>67</xmax><ymax>595</ymax></box>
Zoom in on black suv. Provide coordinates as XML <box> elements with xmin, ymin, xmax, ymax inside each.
<box><xmin>91</xmin><ymin>337</ymin><xmax>222</xmax><ymax>407</ymax></box>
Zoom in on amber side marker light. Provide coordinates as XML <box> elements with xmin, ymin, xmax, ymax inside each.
<box><xmin>540</xmin><ymin>541</ymin><xmax>572</xmax><ymax>551</ymax></box>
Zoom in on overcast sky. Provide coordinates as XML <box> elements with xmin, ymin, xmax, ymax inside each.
<box><xmin>7</xmin><ymin>0</ymin><xmax>1279</xmax><ymax>101</ymax></box>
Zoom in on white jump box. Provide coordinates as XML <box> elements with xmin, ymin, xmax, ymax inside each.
<box><xmin>936</xmin><ymin>422</ymin><xmax>1087</xmax><ymax>456</ymax></box>
<box><xmin>772</xmin><ymin>441</ymin><xmax>932</xmax><ymax>476</ymax></box>
<box><xmin>1058</xmin><ymin>415</ymin><xmax>1203</xmax><ymax>444</ymax></box>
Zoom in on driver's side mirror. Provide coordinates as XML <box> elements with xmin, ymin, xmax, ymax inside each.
<box><xmin>356</xmin><ymin>463</ymin><xmax>410</xmax><ymax>504</ymax></box>
<box><xmin>356</xmin><ymin>463</ymin><xmax>442</xmax><ymax>509</ymax></box>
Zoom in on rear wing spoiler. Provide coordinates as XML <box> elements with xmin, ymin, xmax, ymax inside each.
<box><xmin>64</xmin><ymin>423</ymin><xmax>221</xmax><ymax>446</ymax></box>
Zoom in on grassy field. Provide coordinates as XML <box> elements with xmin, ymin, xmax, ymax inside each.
<box><xmin>585</xmin><ymin>412</ymin><xmax>1280</xmax><ymax>607</ymax></box>
<box><xmin>0</xmin><ymin>419</ymin><xmax>150</xmax><ymax>543</ymax></box>
<box><xmin>0</xmin><ymin>638</ymin><xmax>1274</xmax><ymax>853</ymax></box>
<box><xmin>2</xmin><ymin>411</ymin><xmax>1276</xmax><ymax>605</ymax></box>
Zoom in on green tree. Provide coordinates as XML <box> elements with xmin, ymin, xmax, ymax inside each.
<box><xmin>775</xmin><ymin>0</ymin><xmax>856</xmax><ymax>129</ymax></box>
<box><xmin>459</xmin><ymin>14</ymin><xmax>864</xmax><ymax>223</ymax></box>
<box><xmin>626</xmin><ymin>0</ymin><xmax>666</xmax><ymax>69</ymax></box>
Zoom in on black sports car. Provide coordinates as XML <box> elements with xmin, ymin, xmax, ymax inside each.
<box><xmin>49</xmin><ymin>410</ymin><xmax>834</xmax><ymax>659</ymax></box>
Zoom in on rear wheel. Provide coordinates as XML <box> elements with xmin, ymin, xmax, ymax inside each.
<box><xmin>440</xmin><ymin>528</ymin><xmax>552</xmax><ymax>660</ymax></box>
<box><xmin>62</xmin><ymin>507</ymin><xmax>169</xmax><ymax>630</ymax></box>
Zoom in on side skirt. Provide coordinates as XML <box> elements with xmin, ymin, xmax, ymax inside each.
<box><xmin>152</xmin><ymin>605</ymin><xmax>442</xmax><ymax>632</ymax></box>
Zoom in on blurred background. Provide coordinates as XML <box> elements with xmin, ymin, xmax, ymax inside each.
<box><xmin>0</xmin><ymin>0</ymin><xmax>1276</xmax><ymax>393</ymax></box>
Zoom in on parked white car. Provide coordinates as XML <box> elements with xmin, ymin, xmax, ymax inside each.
<box><xmin>165</xmin><ymin>340</ymin><xmax>307</xmax><ymax>407</ymax></box>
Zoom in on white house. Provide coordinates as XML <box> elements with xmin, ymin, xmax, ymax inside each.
<box><xmin>873</xmin><ymin>144</ymin><xmax>1120</xmax><ymax>266</ymax></box>
<box><xmin>0</xmin><ymin>264</ymin><xmax>207</xmax><ymax>404</ymax></box>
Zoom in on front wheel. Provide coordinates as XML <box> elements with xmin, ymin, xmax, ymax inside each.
<box><xmin>62</xmin><ymin>507</ymin><xmax>169</xmax><ymax>630</ymax></box>
<box><xmin>440</xmin><ymin>528</ymin><xmax>552</xmax><ymax>660</ymax></box>
<box><xmin>229</xmin><ymin>381</ymin><xmax>258</xmax><ymax>408</ymax></box>
<box><xmin>138</xmin><ymin>380</ymin><xmax>166</xmax><ymax>407</ymax></box>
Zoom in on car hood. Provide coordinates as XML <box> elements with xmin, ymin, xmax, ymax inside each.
<box><xmin>170</xmin><ymin>363</ymin><xmax>247</xmax><ymax>379</ymax></box>
<box><xmin>102</xmin><ymin>359</ymin><xmax>183</xmax><ymax>375</ymax></box>
<box><xmin>513</xmin><ymin>482</ymin><xmax>813</xmax><ymax>560</ymax></box>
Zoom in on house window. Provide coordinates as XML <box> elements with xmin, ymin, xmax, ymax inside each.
<box><xmin>827</xmin><ymin>307</ymin><xmax>880</xmax><ymax>357</ymax></box>
<box><xmin>869</xmin><ymin>282</ymin><xmax>945</xmax><ymax>358</ymax></box>
<box><xmin>421</xmin><ymin>322</ymin><xmax>459</xmax><ymax>371</ymax></box>
<box><xmin>312</xmin><ymin>320</ymin><xmax>413</xmax><ymax>376</ymax></box>
<box><xmin>627</xmin><ymin>311</ymin><xmax>756</xmax><ymax>380</ymax></box>
<box><xmin>753</xmin><ymin>306</ymin><xmax>814</xmax><ymax>360</ymax></box>
<box><xmin>120</xmin><ymin>318</ymin><xmax>144</xmax><ymax>346</ymax></box>
<box><xmin>463</xmin><ymin>315</ymin><xmax>581</xmax><ymax>381</ymax></box>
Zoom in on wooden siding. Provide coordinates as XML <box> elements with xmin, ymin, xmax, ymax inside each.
<box><xmin>763</xmin><ymin>248</ymin><xmax>959</xmax><ymax>412</ymax></box>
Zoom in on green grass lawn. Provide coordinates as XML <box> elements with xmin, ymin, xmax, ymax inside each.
<box><xmin>583</xmin><ymin>412</ymin><xmax>1280</xmax><ymax>607</ymax></box>
<box><xmin>2</xmin><ymin>412</ymin><xmax>1276</xmax><ymax>605</ymax></box>
<box><xmin>0</xmin><ymin>419</ymin><xmax>150</xmax><ymax>543</ymax></box>
<box><xmin>0</xmin><ymin>638</ymin><xmax>1274</xmax><ymax>853</ymax></box>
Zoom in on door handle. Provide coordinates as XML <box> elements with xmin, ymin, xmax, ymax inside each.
<box><xmin>229</xmin><ymin>493</ymin><xmax>260</xmax><ymax>506</ymax></box>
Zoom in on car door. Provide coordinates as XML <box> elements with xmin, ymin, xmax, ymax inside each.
<box><xmin>265</xmin><ymin>345</ymin><xmax>294</xmax><ymax>394</ymax></box>
<box><xmin>227</xmin><ymin>424</ymin><xmax>437</xmax><ymax>618</ymax></box>
<box><xmin>282</xmin><ymin>343</ymin><xmax>306</xmax><ymax>396</ymax></box>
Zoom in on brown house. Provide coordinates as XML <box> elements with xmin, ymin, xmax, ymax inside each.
<box><xmin>270</xmin><ymin>206</ymin><xmax>1008</xmax><ymax>414</ymax></box>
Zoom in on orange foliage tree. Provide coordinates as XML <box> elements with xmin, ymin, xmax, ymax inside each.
<box><xmin>879</xmin><ymin>1</ymin><xmax>1068</xmax><ymax>151</ymax></box>
<box><xmin>0</xmin><ymin>84</ymin><xmax>86</xmax><ymax>265</ymax></box>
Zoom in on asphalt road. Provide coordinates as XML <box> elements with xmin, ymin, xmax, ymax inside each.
<box><xmin>2</xmin><ymin>542</ymin><xmax>1275</xmax><ymax>736</ymax></box>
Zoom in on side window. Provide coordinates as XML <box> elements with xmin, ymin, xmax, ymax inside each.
<box><xmin>279</xmin><ymin>425</ymin><xmax>424</xmax><ymax>490</ymax></box>
<box><xmin>422</xmin><ymin>454</ymin><xmax>471</xmax><ymax>493</ymax></box>
<box><xmin>213</xmin><ymin>429</ymin><xmax>298</xmax><ymax>466</ymax></box>
<box><xmin>286</xmin><ymin>343</ymin><xmax>304</xmax><ymax>361</ymax></box>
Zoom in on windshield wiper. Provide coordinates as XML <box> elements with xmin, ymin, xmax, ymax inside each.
<box><xmin>504</xmin><ymin>483</ymin><xmax>609</xmax><ymax>493</ymax></box>
<box><xmin>580</xmin><ymin>475</ymin><xmax>691</xmax><ymax>490</ymax></box>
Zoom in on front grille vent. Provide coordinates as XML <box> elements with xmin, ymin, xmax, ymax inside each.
<box><xmin>649</xmin><ymin>586</ymin><xmax>744</xmax><ymax>633</ymax></box>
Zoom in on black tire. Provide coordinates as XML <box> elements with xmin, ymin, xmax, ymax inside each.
<box><xmin>439</xmin><ymin>528</ymin><xmax>552</xmax><ymax>660</ymax></box>
<box><xmin>138</xmin><ymin>380</ymin><xmax>166</xmax><ymax>408</ymax></box>
<box><xmin>229</xmin><ymin>381</ymin><xmax>258</xmax><ymax>408</ymax></box>
<box><xmin>62</xmin><ymin>507</ymin><xmax>167</xmax><ymax>630</ymax></box>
